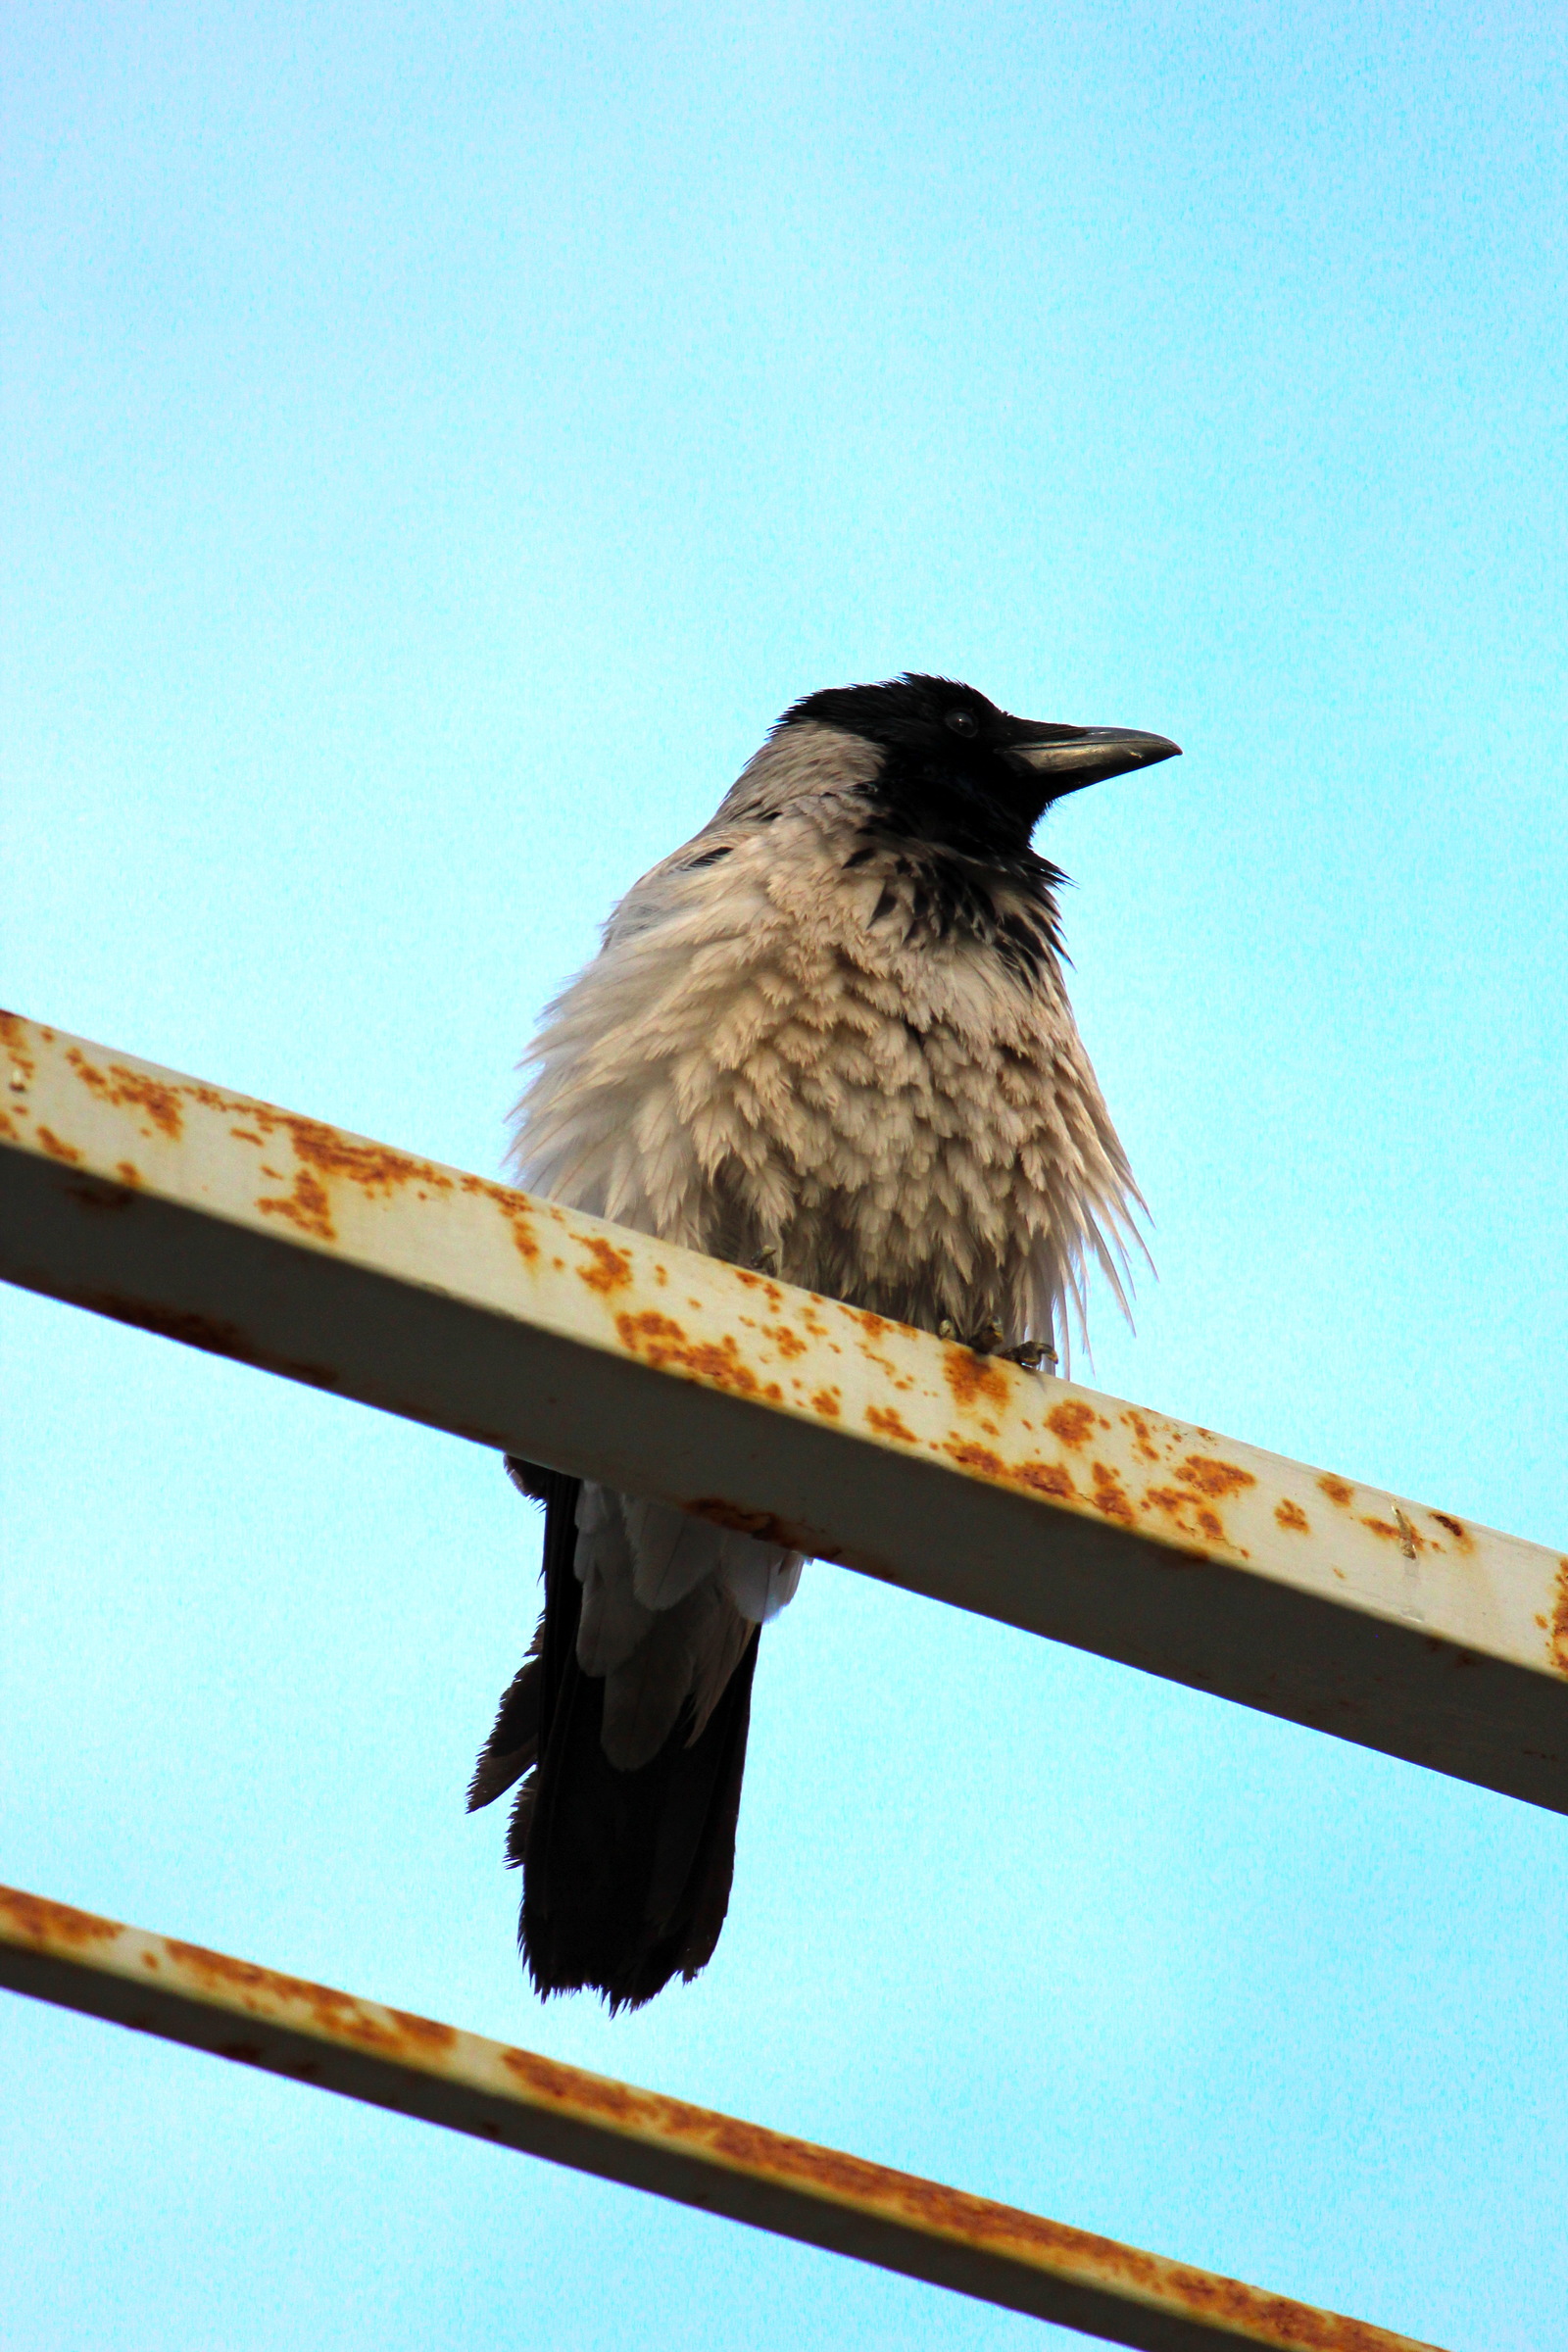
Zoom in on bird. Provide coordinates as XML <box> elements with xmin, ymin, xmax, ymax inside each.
<box><xmin>468</xmin><ymin>672</ymin><xmax>1179</xmax><ymax>2010</ymax></box>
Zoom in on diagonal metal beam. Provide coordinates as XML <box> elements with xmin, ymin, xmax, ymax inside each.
<box><xmin>3</xmin><ymin>1006</ymin><xmax>1567</xmax><ymax>1809</ymax></box>
<box><xmin>0</xmin><ymin>1885</ymin><xmax>1445</xmax><ymax>2352</ymax></box>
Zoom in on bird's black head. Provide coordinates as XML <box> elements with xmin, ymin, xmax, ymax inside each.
<box><xmin>775</xmin><ymin>673</ymin><xmax>1180</xmax><ymax>860</ymax></box>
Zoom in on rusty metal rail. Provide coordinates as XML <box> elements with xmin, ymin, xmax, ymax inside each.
<box><xmin>0</xmin><ymin>1886</ymin><xmax>1444</xmax><ymax>2351</ymax></box>
<box><xmin>4</xmin><ymin>1006</ymin><xmax>1568</xmax><ymax>1811</ymax></box>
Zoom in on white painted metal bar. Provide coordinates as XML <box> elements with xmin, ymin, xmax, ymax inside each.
<box><xmin>0</xmin><ymin>1884</ymin><xmax>1445</xmax><ymax>2351</ymax></box>
<box><xmin>4</xmin><ymin>1007</ymin><xmax>1566</xmax><ymax>1809</ymax></box>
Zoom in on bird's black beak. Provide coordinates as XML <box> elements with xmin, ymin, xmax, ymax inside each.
<box><xmin>999</xmin><ymin>721</ymin><xmax>1182</xmax><ymax>801</ymax></box>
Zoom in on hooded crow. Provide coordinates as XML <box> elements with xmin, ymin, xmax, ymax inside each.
<box><xmin>468</xmin><ymin>673</ymin><xmax>1179</xmax><ymax>2009</ymax></box>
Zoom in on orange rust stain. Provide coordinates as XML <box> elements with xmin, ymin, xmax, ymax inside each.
<box><xmin>56</xmin><ymin>1288</ymin><xmax>342</xmax><ymax>1388</ymax></box>
<box><xmin>0</xmin><ymin>1109</ymin><xmax>19</xmax><ymax>1141</ymax></box>
<box><xmin>257</xmin><ymin>1169</ymin><xmax>336</xmax><ymax>1244</ymax></box>
<box><xmin>1430</xmin><ymin>1510</ymin><xmax>1473</xmax><ymax>1552</ymax></box>
<box><xmin>491</xmin><ymin>1197</ymin><xmax>539</xmax><ymax>1265</ymax></box>
<box><xmin>1275</xmin><ymin>1498</ymin><xmax>1310</xmax><ymax>1533</ymax></box>
<box><xmin>577</xmin><ymin>1236</ymin><xmax>633</xmax><ymax>1295</ymax></box>
<box><xmin>474</xmin><ymin>2048</ymin><xmax>1433</xmax><ymax>2341</ymax></box>
<box><xmin>945</xmin><ymin>1348</ymin><xmax>1010</xmax><ymax>1413</ymax></box>
<box><xmin>1361</xmin><ymin>1514</ymin><xmax>1424</xmax><ymax>1550</ymax></box>
<box><xmin>115</xmin><ymin>1160</ymin><xmax>143</xmax><ymax>1189</ymax></box>
<box><xmin>857</xmin><ymin>1310</ymin><xmax>891</xmax><ymax>1338</ymax></box>
<box><xmin>1047</xmin><ymin>1399</ymin><xmax>1097</xmax><ymax>1449</ymax></box>
<box><xmin>268</xmin><ymin>1114</ymin><xmax>450</xmax><ymax>1201</ymax></box>
<box><xmin>0</xmin><ymin>1010</ymin><xmax>38</xmax><ymax>1083</ymax></box>
<box><xmin>1549</xmin><ymin>1562</ymin><xmax>1568</xmax><ymax>1678</ymax></box>
<box><xmin>66</xmin><ymin>1051</ymin><xmax>186</xmax><ymax>1140</ymax></box>
<box><xmin>615</xmin><ymin>1310</ymin><xmax>763</xmax><ymax>1397</ymax></box>
<box><xmin>230</xmin><ymin>1128</ymin><xmax>265</xmax><ymax>1145</ymax></box>
<box><xmin>36</xmin><ymin>1125</ymin><xmax>82</xmax><ymax>1164</ymax></box>
<box><xmin>1123</xmin><ymin>1410</ymin><xmax>1161</xmax><ymax>1464</ymax></box>
<box><xmin>1090</xmin><ymin>1461</ymin><xmax>1136</xmax><ymax>1524</ymax></box>
<box><xmin>1174</xmin><ymin>1454</ymin><xmax>1255</xmax><ymax>1500</ymax></box>
<box><xmin>1143</xmin><ymin>1486</ymin><xmax>1221</xmax><ymax>1542</ymax></box>
<box><xmin>810</xmin><ymin>1389</ymin><xmax>842</xmax><ymax>1418</ymax></box>
<box><xmin>1318</xmin><ymin>1475</ymin><xmax>1354</xmax><ymax>1509</ymax></box>
<box><xmin>765</xmin><ymin>1324</ymin><xmax>808</xmax><ymax>1360</ymax></box>
<box><xmin>687</xmin><ymin>1498</ymin><xmax>797</xmax><ymax>1544</ymax></box>
<box><xmin>865</xmin><ymin>1403</ymin><xmax>916</xmax><ymax>1444</ymax></box>
<box><xmin>159</xmin><ymin>1936</ymin><xmax>457</xmax><ymax>2056</ymax></box>
<box><xmin>0</xmin><ymin>1886</ymin><xmax>122</xmax><ymax>1951</ymax></box>
<box><xmin>944</xmin><ymin>1440</ymin><xmax>1004</xmax><ymax>1478</ymax></box>
<box><xmin>1013</xmin><ymin>1459</ymin><xmax>1076</xmax><ymax>1503</ymax></box>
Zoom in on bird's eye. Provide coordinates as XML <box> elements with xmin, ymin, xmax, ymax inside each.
<box><xmin>946</xmin><ymin>710</ymin><xmax>979</xmax><ymax>737</ymax></box>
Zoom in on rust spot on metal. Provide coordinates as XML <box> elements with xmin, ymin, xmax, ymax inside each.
<box><xmin>272</xmin><ymin>1114</ymin><xmax>445</xmax><ymax>1199</ymax></box>
<box><xmin>257</xmin><ymin>1168</ymin><xmax>336</xmax><ymax>1243</ymax></box>
<box><xmin>1090</xmin><ymin>1462</ymin><xmax>1136</xmax><ymax>1524</ymax></box>
<box><xmin>448</xmin><ymin>1177</ymin><xmax>541</xmax><ymax>1264</ymax></box>
<box><xmin>1143</xmin><ymin>1485</ymin><xmax>1223</xmax><ymax>1544</ymax></box>
<box><xmin>1123</xmin><ymin>1409</ymin><xmax>1161</xmax><ymax>1464</ymax></box>
<box><xmin>35</xmin><ymin>1125</ymin><xmax>82</xmax><ymax>1163</ymax></box>
<box><xmin>810</xmin><ymin>1389</ymin><xmax>842</xmax><ymax>1418</ymax></box>
<box><xmin>1430</xmin><ymin>1510</ymin><xmax>1472</xmax><ymax>1552</ymax></box>
<box><xmin>1549</xmin><ymin>1562</ymin><xmax>1568</xmax><ymax>1678</ymax></box>
<box><xmin>857</xmin><ymin>1309</ymin><xmax>892</xmax><ymax>1338</ymax></box>
<box><xmin>944</xmin><ymin>1440</ymin><xmax>1005</xmax><ymax>1478</ymax></box>
<box><xmin>0</xmin><ymin>1010</ymin><xmax>37</xmax><ymax>1085</ymax></box>
<box><xmin>161</xmin><ymin>1936</ymin><xmax>457</xmax><ymax>2058</ymax></box>
<box><xmin>61</xmin><ymin>1172</ymin><xmax>138</xmax><ymax>1213</ymax></box>
<box><xmin>66</xmin><ymin>1050</ymin><xmax>186</xmax><ymax>1139</ymax></box>
<box><xmin>614</xmin><ymin>1311</ymin><xmax>762</xmax><ymax>1397</ymax></box>
<box><xmin>0</xmin><ymin>1886</ymin><xmax>122</xmax><ymax>1950</ymax></box>
<box><xmin>865</xmin><ymin>1403</ymin><xmax>916</xmax><ymax>1444</ymax></box>
<box><xmin>687</xmin><ymin>1499</ymin><xmax>797</xmax><ymax>1544</ymax></box>
<box><xmin>56</xmin><ymin>1287</ymin><xmax>342</xmax><ymax>1389</ymax></box>
<box><xmin>1174</xmin><ymin>1455</ymin><xmax>1255</xmax><ymax>1500</ymax></box>
<box><xmin>944</xmin><ymin>1347</ymin><xmax>1009</xmax><ymax>1413</ymax></box>
<box><xmin>577</xmin><ymin>1236</ymin><xmax>633</xmax><ymax>1295</ymax></box>
<box><xmin>1275</xmin><ymin>1498</ymin><xmax>1310</xmax><ymax>1533</ymax></box>
<box><xmin>762</xmin><ymin>1323</ymin><xmax>808</xmax><ymax>1359</ymax></box>
<box><xmin>230</xmin><ymin>1127</ymin><xmax>265</xmax><ymax>1145</ymax></box>
<box><xmin>1046</xmin><ymin>1399</ymin><xmax>1098</xmax><ymax>1449</ymax></box>
<box><xmin>1013</xmin><ymin>1459</ymin><xmax>1076</xmax><ymax>1502</ymax></box>
<box><xmin>1361</xmin><ymin>1513</ymin><xmax>1424</xmax><ymax>1556</ymax></box>
<box><xmin>115</xmin><ymin>1160</ymin><xmax>143</xmax><ymax>1188</ymax></box>
<box><xmin>1318</xmin><ymin>1475</ymin><xmax>1354</xmax><ymax>1510</ymax></box>
<box><xmin>500</xmin><ymin>1202</ymin><xmax>540</xmax><ymax>1264</ymax></box>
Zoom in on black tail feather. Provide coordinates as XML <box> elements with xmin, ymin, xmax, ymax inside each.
<box><xmin>471</xmin><ymin>1459</ymin><xmax>759</xmax><ymax>2012</ymax></box>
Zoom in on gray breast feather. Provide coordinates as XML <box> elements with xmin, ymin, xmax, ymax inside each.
<box><xmin>509</xmin><ymin>729</ymin><xmax>1140</xmax><ymax>1694</ymax></box>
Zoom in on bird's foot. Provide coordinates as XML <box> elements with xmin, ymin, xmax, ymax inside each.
<box><xmin>935</xmin><ymin>1318</ymin><xmax>1056</xmax><ymax>1372</ymax></box>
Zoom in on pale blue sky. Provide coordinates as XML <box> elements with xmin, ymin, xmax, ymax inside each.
<box><xmin>4</xmin><ymin>5</ymin><xmax>1566</xmax><ymax>2347</ymax></box>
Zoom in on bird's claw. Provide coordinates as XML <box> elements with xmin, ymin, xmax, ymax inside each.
<box><xmin>936</xmin><ymin>1315</ymin><xmax>1053</xmax><ymax>1365</ymax></box>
